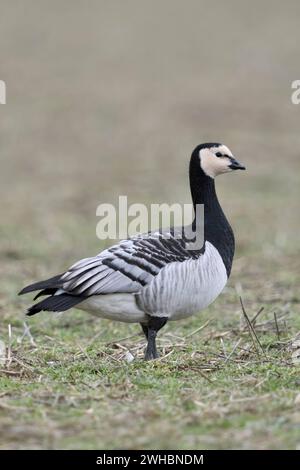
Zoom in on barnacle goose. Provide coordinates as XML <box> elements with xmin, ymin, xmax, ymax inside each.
<box><xmin>19</xmin><ymin>143</ymin><xmax>245</xmax><ymax>360</ymax></box>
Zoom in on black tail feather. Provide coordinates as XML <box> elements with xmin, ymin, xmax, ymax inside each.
<box><xmin>18</xmin><ymin>274</ymin><xmax>64</xmax><ymax>296</ymax></box>
<box><xmin>27</xmin><ymin>294</ymin><xmax>84</xmax><ymax>316</ymax></box>
<box><xmin>33</xmin><ymin>288</ymin><xmax>58</xmax><ymax>300</ymax></box>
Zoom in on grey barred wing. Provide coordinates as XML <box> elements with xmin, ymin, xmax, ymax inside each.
<box><xmin>61</xmin><ymin>232</ymin><xmax>197</xmax><ymax>296</ymax></box>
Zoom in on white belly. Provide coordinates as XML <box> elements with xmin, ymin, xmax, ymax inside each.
<box><xmin>78</xmin><ymin>293</ymin><xmax>147</xmax><ymax>323</ymax></box>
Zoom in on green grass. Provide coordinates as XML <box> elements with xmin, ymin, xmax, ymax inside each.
<box><xmin>1</xmin><ymin>235</ymin><xmax>300</xmax><ymax>449</ymax></box>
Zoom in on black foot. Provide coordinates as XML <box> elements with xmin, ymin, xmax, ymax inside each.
<box><xmin>144</xmin><ymin>329</ymin><xmax>159</xmax><ymax>360</ymax></box>
<box><xmin>143</xmin><ymin>316</ymin><xmax>168</xmax><ymax>361</ymax></box>
<box><xmin>140</xmin><ymin>323</ymin><xmax>148</xmax><ymax>339</ymax></box>
<box><xmin>144</xmin><ymin>349</ymin><xmax>159</xmax><ymax>361</ymax></box>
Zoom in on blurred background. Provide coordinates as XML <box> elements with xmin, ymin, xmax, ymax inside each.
<box><xmin>0</xmin><ymin>0</ymin><xmax>300</xmax><ymax>450</ymax></box>
<box><xmin>1</xmin><ymin>0</ymin><xmax>300</xmax><ymax>264</ymax></box>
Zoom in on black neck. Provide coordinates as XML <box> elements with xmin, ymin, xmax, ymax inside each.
<box><xmin>189</xmin><ymin>158</ymin><xmax>235</xmax><ymax>277</ymax></box>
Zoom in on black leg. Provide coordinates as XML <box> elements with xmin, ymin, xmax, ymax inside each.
<box><xmin>144</xmin><ymin>316</ymin><xmax>168</xmax><ymax>361</ymax></box>
<box><xmin>140</xmin><ymin>323</ymin><xmax>148</xmax><ymax>339</ymax></box>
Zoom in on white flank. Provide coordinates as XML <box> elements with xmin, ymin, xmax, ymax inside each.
<box><xmin>76</xmin><ymin>241</ymin><xmax>227</xmax><ymax>322</ymax></box>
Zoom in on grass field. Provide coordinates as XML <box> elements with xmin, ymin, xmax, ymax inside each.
<box><xmin>1</xmin><ymin>0</ymin><xmax>300</xmax><ymax>449</ymax></box>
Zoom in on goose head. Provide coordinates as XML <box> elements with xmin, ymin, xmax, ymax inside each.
<box><xmin>193</xmin><ymin>143</ymin><xmax>245</xmax><ymax>178</ymax></box>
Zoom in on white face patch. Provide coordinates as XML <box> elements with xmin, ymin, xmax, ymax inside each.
<box><xmin>199</xmin><ymin>145</ymin><xmax>234</xmax><ymax>178</ymax></box>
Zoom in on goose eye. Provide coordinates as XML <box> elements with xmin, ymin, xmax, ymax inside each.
<box><xmin>215</xmin><ymin>152</ymin><xmax>223</xmax><ymax>157</ymax></box>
